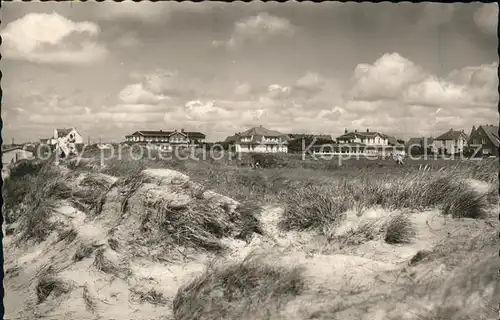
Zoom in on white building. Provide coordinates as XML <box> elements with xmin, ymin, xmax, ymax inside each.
<box><xmin>433</xmin><ymin>129</ymin><xmax>468</xmax><ymax>155</ymax></box>
<box><xmin>336</xmin><ymin>129</ymin><xmax>390</xmax><ymax>146</ymax></box>
<box><xmin>230</xmin><ymin>126</ymin><xmax>289</xmax><ymax>153</ymax></box>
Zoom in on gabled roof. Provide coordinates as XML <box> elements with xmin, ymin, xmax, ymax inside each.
<box><xmin>239</xmin><ymin>126</ymin><xmax>285</xmax><ymax>138</ymax></box>
<box><xmin>337</xmin><ymin>131</ymin><xmax>389</xmax><ymax>140</ymax></box>
<box><xmin>224</xmin><ymin>134</ymin><xmax>240</xmax><ymax>143</ymax></box>
<box><xmin>478</xmin><ymin>125</ymin><xmax>499</xmax><ymax>148</ymax></box>
<box><xmin>56</xmin><ymin>128</ymin><xmax>73</xmax><ymax>138</ymax></box>
<box><xmin>435</xmin><ymin>129</ymin><xmax>468</xmax><ymax>141</ymax></box>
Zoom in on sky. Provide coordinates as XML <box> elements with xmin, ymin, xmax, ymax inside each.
<box><xmin>1</xmin><ymin>2</ymin><xmax>498</xmax><ymax>143</ymax></box>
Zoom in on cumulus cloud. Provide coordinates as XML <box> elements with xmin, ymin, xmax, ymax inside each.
<box><xmin>118</xmin><ymin>83</ymin><xmax>170</xmax><ymax>105</ymax></box>
<box><xmin>340</xmin><ymin>52</ymin><xmax>499</xmax><ymax>137</ymax></box>
<box><xmin>213</xmin><ymin>12</ymin><xmax>295</xmax><ymax>49</ymax></box>
<box><xmin>267</xmin><ymin>84</ymin><xmax>291</xmax><ymax>99</ymax></box>
<box><xmin>347</xmin><ymin>52</ymin><xmax>427</xmax><ymax>101</ymax></box>
<box><xmin>402</xmin><ymin>76</ymin><xmax>470</xmax><ymax>108</ymax></box>
<box><xmin>294</xmin><ymin>72</ymin><xmax>328</xmax><ymax>95</ymax></box>
<box><xmin>1</xmin><ymin>12</ymin><xmax>108</xmax><ymax>64</ymax></box>
<box><xmin>234</xmin><ymin>83</ymin><xmax>252</xmax><ymax>96</ymax></box>
<box><xmin>474</xmin><ymin>3</ymin><xmax>498</xmax><ymax>35</ymax></box>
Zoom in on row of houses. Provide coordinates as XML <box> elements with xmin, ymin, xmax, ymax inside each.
<box><xmin>3</xmin><ymin>124</ymin><xmax>498</xmax><ymax>170</ymax></box>
<box><xmin>122</xmin><ymin>124</ymin><xmax>498</xmax><ymax>156</ymax></box>
<box><xmin>405</xmin><ymin>125</ymin><xmax>499</xmax><ymax>156</ymax></box>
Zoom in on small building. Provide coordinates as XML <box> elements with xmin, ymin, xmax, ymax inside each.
<box><xmin>54</xmin><ymin>128</ymin><xmax>84</xmax><ymax>144</ymax></box>
<box><xmin>229</xmin><ymin>126</ymin><xmax>288</xmax><ymax>153</ymax></box>
<box><xmin>125</xmin><ymin>129</ymin><xmax>206</xmax><ymax>150</ymax></box>
<box><xmin>434</xmin><ymin>129</ymin><xmax>468</xmax><ymax>155</ymax></box>
<box><xmin>468</xmin><ymin>125</ymin><xmax>499</xmax><ymax>157</ymax></box>
<box><xmin>2</xmin><ymin>146</ymin><xmax>35</xmax><ymax>166</ymax></box>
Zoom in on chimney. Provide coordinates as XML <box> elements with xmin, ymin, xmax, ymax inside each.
<box><xmin>160</xmin><ymin>129</ymin><xmax>162</xmax><ymax>132</ymax></box>
<box><xmin>181</xmin><ymin>128</ymin><xmax>185</xmax><ymax>133</ymax></box>
<box><xmin>354</xmin><ymin>129</ymin><xmax>358</xmax><ymax>133</ymax></box>
<box><xmin>450</xmin><ymin>128</ymin><xmax>453</xmax><ymax>132</ymax></box>
<box><xmin>366</xmin><ymin>128</ymin><xmax>369</xmax><ymax>132</ymax></box>
<box><xmin>344</xmin><ymin>128</ymin><xmax>348</xmax><ymax>134</ymax></box>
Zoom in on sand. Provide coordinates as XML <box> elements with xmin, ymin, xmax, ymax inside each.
<box><xmin>3</xmin><ymin>169</ymin><xmax>498</xmax><ymax>320</ymax></box>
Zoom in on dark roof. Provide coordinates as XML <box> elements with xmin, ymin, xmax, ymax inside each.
<box><xmin>435</xmin><ymin>129</ymin><xmax>468</xmax><ymax>141</ymax></box>
<box><xmin>477</xmin><ymin>125</ymin><xmax>499</xmax><ymax>148</ymax></box>
<box><xmin>56</xmin><ymin>128</ymin><xmax>73</xmax><ymax>138</ymax></box>
<box><xmin>287</xmin><ymin>133</ymin><xmax>333</xmax><ymax>141</ymax></box>
<box><xmin>337</xmin><ymin>131</ymin><xmax>389</xmax><ymax>140</ymax></box>
<box><xmin>129</xmin><ymin>130</ymin><xmax>206</xmax><ymax>139</ymax></box>
<box><xmin>239</xmin><ymin>126</ymin><xmax>284</xmax><ymax>138</ymax></box>
<box><xmin>224</xmin><ymin>134</ymin><xmax>240</xmax><ymax>143</ymax></box>
<box><xmin>230</xmin><ymin>126</ymin><xmax>289</xmax><ymax>145</ymax></box>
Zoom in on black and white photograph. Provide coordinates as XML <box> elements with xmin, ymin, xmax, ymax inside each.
<box><xmin>1</xmin><ymin>2</ymin><xmax>499</xmax><ymax>320</ymax></box>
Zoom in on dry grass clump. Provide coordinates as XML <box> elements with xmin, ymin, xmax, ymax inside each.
<box><xmin>129</xmin><ymin>287</ymin><xmax>168</xmax><ymax>305</ymax></box>
<box><xmin>278</xmin><ymin>185</ymin><xmax>349</xmax><ymax>232</ymax></box>
<box><xmin>172</xmin><ymin>254</ymin><xmax>306</xmax><ymax>320</ymax></box>
<box><xmin>73</xmin><ymin>243</ymin><xmax>99</xmax><ymax>262</ymax></box>
<box><xmin>140</xmin><ymin>197</ymin><xmax>262</xmax><ymax>252</ymax></box>
<box><xmin>56</xmin><ymin>228</ymin><xmax>78</xmax><ymax>244</ymax></box>
<box><xmin>82</xmin><ymin>284</ymin><xmax>97</xmax><ymax>313</ymax></box>
<box><xmin>384</xmin><ymin>214</ymin><xmax>417</xmax><ymax>244</ymax></box>
<box><xmin>331</xmin><ymin>219</ymin><xmax>382</xmax><ymax>247</ymax></box>
<box><xmin>117</xmin><ymin>167</ymin><xmax>148</xmax><ymax>214</ymax></box>
<box><xmin>73</xmin><ymin>173</ymin><xmax>116</xmax><ymax>216</ymax></box>
<box><xmin>36</xmin><ymin>272</ymin><xmax>73</xmax><ymax>304</ymax></box>
<box><xmin>92</xmin><ymin>248</ymin><xmax>131</xmax><ymax>279</ymax></box>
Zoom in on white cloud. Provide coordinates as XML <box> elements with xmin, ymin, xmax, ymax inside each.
<box><xmin>118</xmin><ymin>83</ymin><xmax>170</xmax><ymax>105</ymax></box>
<box><xmin>295</xmin><ymin>72</ymin><xmax>328</xmax><ymax>95</ymax></box>
<box><xmin>1</xmin><ymin>12</ymin><xmax>108</xmax><ymax>64</ymax></box>
<box><xmin>341</xmin><ymin>52</ymin><xmax>499</xmax><ymax>138</ymax></box>
<box><xmin>213</xmin><ymin>12</ymin><xmax>295</xmax><ymax>49</ymax></box>
<box><xmin>267</xmin><ymin>84</ymin><xmax>291</xmax><ymax>99</ymax></box>
<box><xmin>347</xmin><ymin>52</ymin><xmax>427</xmax><ymax>101</ymax></box>
<box><xmin>403</xmin><ymin>76</ymin><xmax>470</xmax><ymax>107</ymax></box>
<box><xmin>474</xmin><ymin>3</ymin><xmax>499</xmax><ymax>35</ymax></box>
<box><xmin>234</xmin><ymin>83</ymin><xmax>252</xmax><ymax>96</ymax></box>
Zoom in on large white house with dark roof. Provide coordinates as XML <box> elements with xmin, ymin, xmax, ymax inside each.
<box><xmin>227</xmin><ymin>126</ymin><xmax>289</xmax><ymax>153</ymax></box>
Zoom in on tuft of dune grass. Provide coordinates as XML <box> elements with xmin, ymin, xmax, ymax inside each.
<box><xmin>129</xmin><ymin>287</ymin><xmax>168</xmax><ymax>305</ymax></box>
<box><xmin>92</xmin><ymin>248</ymin><xmax>130</xmax><ymax>279</ymax></box>
<box><xmin>36</xmin><ymin>272</ymin><xmax>73</xmax><ymax>304</ymax></box>
<box><xmin>140</xmin><ymin>197</ymin><xmax>262</xmax><ymax>252</ymax></box>
<box><xmin>278</xmin><ymin>185</ymin><xmax>349</xmax><ymax>232</ymax></box>
<box><xmin>384</xmin><ymin>214</ymin><xmax>417</xmax><ymax>244</ymax></box>
<box><xmin>172</xmin><ymin>253</ymin><xmax>306</xmax><ymax>320</ymax></box>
